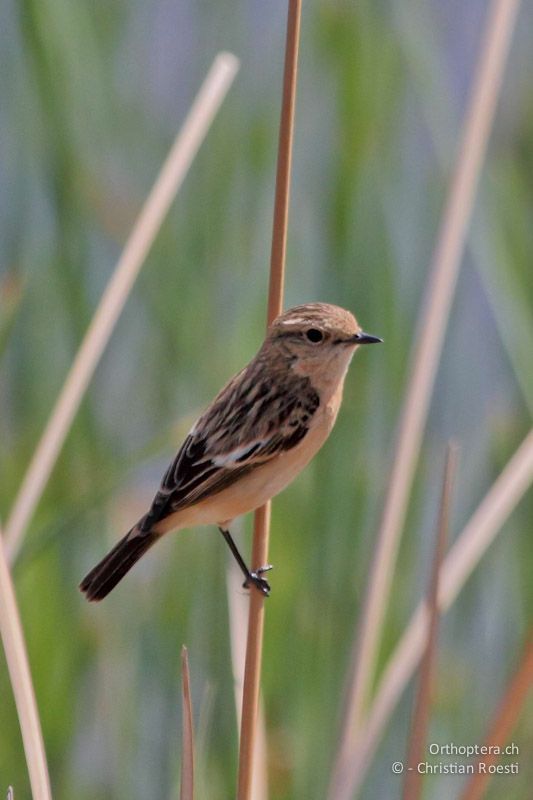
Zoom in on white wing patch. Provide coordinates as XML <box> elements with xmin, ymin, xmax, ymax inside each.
<box><xmin>212</xmin><ymin>440</ymin><xmax>267</xmax><ymax>467</ymax></box>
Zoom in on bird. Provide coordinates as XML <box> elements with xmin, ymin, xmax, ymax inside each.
<box><xmin>80</xmin><ymin>302</ymin><xmax>382</xmax><ymax>601</ymax></box>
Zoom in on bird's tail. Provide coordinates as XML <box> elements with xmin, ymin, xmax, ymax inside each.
<box><xmin>80</xmin><ymin>524</ymin><xmax>158</xmax><ymax>602</ymax></box>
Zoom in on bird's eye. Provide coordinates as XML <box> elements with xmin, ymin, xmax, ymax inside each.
<box><xmin>305</xmin><ymin>328</ymin><xmax>323</xmax><ymax>343</ymax></box>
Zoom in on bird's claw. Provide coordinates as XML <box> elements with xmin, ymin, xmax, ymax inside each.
<box><xmin>243</xmin><ymin>564</ymin><xmax>273</xmax><ymax>596</ymax></box>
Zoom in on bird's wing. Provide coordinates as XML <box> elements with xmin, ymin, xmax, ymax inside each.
<box><xmin>141</xmin><ymin>363</ymin><xmax>320</xmax><ymax>531</ymax></box>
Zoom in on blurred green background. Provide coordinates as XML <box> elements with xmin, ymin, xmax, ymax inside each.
<box><xmin>1</xmin><ymin>1</ymin><xmax>532</xmax><ymax>798</ymax></box>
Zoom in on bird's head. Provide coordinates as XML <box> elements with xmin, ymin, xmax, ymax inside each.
<box><xmin>265</xmin><ymin>302</ymin><xmax>382</xmax><ymax>386</ymax></box>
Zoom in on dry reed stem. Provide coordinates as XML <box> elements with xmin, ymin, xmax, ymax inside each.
<box><xmin>227</xmin><ymin>559</ymin><xmax>268</xmax><ymax>800</ymax></box>
<box><xmin>459</xmin><ymin>629</ymin><xmax>533</xmax><ymax>800</ymax></box>
<box><xmin>238</xmin><ymin>505</ymin><xmax>271</xmax><ymax>800</ymax></box>
<box><xmin>0</xmin><ymin>530</ymin><xmax>52</xmax><ymax>800</ymax></box>
<box><xmin>338</xmin><ymin>427</ymin><xmax>533</xmax><ymax>797</ymax></box>
<box><xmin>266</xmin><ymin>0</ymin><xmax>301</xmax><ymax>323</ymax></box>
<box><xmin>180</xmin><ymin>646</ymin><xmax>195</xmax><ymax>800</ymax></box>
<box><xmin>237</xmin><ymin>2</ymin><xmax>301</xmax><ymax>798</ymax></box>
<box><xmin>402</xmin><ymin>445</ymin><xmax>457</xmax><ymax>800</ymax></box>
<box><xmin>329</xmin><ymin>3</ymin><xmax>521</xmax><ymax>795</ymax></box>
<box><xmin>4</xmin><ymin>52</ymin><xmax>239</xmax><ymax>564</ymax></box>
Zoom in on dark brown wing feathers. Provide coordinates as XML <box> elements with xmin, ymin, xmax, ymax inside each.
<box><xmin>142</xmin><ymin>360</ymin><xmax>319</xmax><ymax>531</ymax></box>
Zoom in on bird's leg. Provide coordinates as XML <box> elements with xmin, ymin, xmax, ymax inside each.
<box><xmin>218</xmin><ymin>527</ymin><xmax>272</xmax><ymax>596</ymax></box>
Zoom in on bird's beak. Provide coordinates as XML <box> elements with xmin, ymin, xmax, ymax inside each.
<box><xmin>349</xmin><ymin>331</ymin><xmax>383</xmax><ymax>345</ymax></box>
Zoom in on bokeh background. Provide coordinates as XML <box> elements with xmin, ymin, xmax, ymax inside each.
<box><xmin>1</xmin><ymin>1</ymin><xmax>532</xmax><ymax>798</ymax></box>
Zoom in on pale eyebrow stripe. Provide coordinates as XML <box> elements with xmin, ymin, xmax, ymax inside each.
<box><xmin>278</xmin><ymin>317</ymin><xmax>308</xmax><ymax>326</ymax></box>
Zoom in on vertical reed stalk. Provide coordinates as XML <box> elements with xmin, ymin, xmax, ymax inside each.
<box><xmin>0</xmin><ymin>530</ymin><xmax>52</xmax><ymax>800</ymax></box>
<box><xmin>180</xmin><ymin>646</ymin><xmax>195</xmax><ymax>800</ymax></box>
<box><xmin>4</xmin><ymin>53</ymin><xmax>239</xmax><ymax>564</ymax></box>
<box><xmin>402</xmin><ymin>445</ymin><xmax>457</xmax><ymax>800</ymax></box>
<box><xmin>329</xmin><ymin>3</ymin><xmax>521</xmax><ymax>796</ymax></box>
<box><xmin>237</xmin><ymin>2</ymin><xmax>302</xmax><ymax>797</ymax></box>
<box><xmin>227</xmin><ymin>557</ymin><xmax>268</xmax><ymax>800</ymax></box>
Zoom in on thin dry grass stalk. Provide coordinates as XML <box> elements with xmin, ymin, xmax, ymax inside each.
<box><xmin>402</xmin><ymin>445</ymin><xmax>457</xmax><ymax>800</ymax></box>
<box><xmin>238</xmin><ymin>506</ymin><xmax>272</xmax><ymax>800</ymax></box>
<box><xmin>329</xmin><ymin>3</ymin><xmax>521</xmax><ymax>796</ymax></box>
<box><xmin>180</xmin><ymin>646</ymin><xmax>195</xmax><ymax>800</ymax></box>
<box><xmin>237</xmin><ymin>2</ymin><xmax>302</xmax><ymax>798</ymax></box>
<box><xmin>0</xmin><ymin>531</ymin><xmax>52</xmax><ymax>800</ymax></box>
<box><xmin>266</xmin><ymin>0</ymin><xmax>302</xmax><ymax>321</ymax></box>
<box><xmin>459</xmin><ymin>629</ymin><xmax>533</xmax><ymax>800</ymax></box>
<box><xmin>227</xmin><ymin>559</ymin><xmax>268</xmax><ymax>800</ymax></box>
<box><xmin>4</xmin><ymin>52</ymin><xmax>239</xmax><ymax>565</ymax></box>
<box><xmin>339</xmin><ymin>427</ymin><xmax>533</xmax><ymax>797</ymax></box>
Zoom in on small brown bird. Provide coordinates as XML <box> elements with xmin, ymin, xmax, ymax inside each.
<box><xmin>80</xmin><ymin>303</ymin><xmax>381</xmax><ymax>601</ymax></box>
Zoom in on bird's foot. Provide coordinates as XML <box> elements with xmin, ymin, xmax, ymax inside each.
<box><xmin>243</xmin><ymin>564</ymin><xmax>272</xmax><ymax>596</ymax></box>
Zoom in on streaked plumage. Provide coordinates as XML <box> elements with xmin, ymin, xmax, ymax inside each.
<box><xmin>80</xmin><ymin>303</ymin><xmax>381</xmax><ymax>601</ymax></box>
